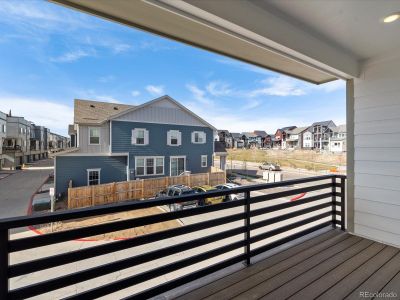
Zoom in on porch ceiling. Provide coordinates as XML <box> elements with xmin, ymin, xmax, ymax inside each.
<box><xmin>50</xmin><ymin>0</ymin><xmax>349</xmax><ymax>84</ymax></box>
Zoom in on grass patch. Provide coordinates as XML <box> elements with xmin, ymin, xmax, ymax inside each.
<box><xmin>227</xmin><ymin>148</ymin><xmax>345</xmax><ymax>171</ymax></box>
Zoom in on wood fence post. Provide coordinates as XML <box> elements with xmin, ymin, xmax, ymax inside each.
<box><xmin>141</xmin><ymin>179</ymin><xmax>144</xmax><ymax>199</ymax></box>
<box><xmin>67</xmin><ymin>188</ymin><xmax>71</xmax><ymax>209</ymax></box>
<box><xmin>112</xmin><ymin>182</ymin><xmax>116</xmax><ymax>202</ymax></box>
<box><xmin>91</xmin><ymin>185</ymin><xmax>95</xmax><ymax>206</ymax></box>
<box><xmin>187</xmin><ymin>174</ymin><xmax>191</xmax><ymax>186</ymax></box>
<box><xmin>207</xmin><ymin>172</ymin><xmax>210</xmax><ymax>185</ymax></box>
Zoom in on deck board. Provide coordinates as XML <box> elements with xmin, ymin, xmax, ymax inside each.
<box><xmin>344</xmin><ymin>251</ymin><xmax>400</xmax><ymax>299</ymax></box>
<box><xmin>234</xmin><ymin>236</ymin><xmax>365</xmax><ymax>300</ymax></box>
<box><xmin>173</xmin><ymin>230</ymin><xmax>400</xmax><ymax>300</ymax></box>
<box><xmin>317</xmin><ymin>246</ymin><xmax>399</xmax><ymax>300</ymax></box>
<box><xmin>176</xmin><ymin>229</ymin><xmax>344</xmax><ymax>300</ymax></box>
<box><xmin>258</xmin><ymin>238</ymin><xmax>373</xmax><ymax>300</ymax></box>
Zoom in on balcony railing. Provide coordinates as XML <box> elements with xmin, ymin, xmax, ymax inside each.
<box><xmin>0</xmin><ymin>174</ymin><xmax>346</xmax><ymax>299</ymax></box>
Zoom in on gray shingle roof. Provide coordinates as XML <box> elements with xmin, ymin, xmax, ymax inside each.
<box><xmin>311</xmin><ymin>120</ymin><xmax>336</xmax><ymax>127</ymax></box>
<box><xmin>230</xmin><ymin>132</ymin><xmax>242</xmax><ymax>139</ymax></box>
<box><xmin>254</xmin><ymin>130</ymin><xmax>268</xmax><ymax>137</ymax></box>
<box><xmin>288</xmin><ymin>126</ymin><xmax>309</xmax><ymax>134</ymax></box>
<box><xmin>74</xmin><ymin>99</ymin><xmax>133</xmax><ymax>124</ymax></box>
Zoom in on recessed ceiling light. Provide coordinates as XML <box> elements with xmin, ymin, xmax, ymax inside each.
<box><xmin>383</xmin><ymin>13</ymin><xmax>400</xmax><ymax>23</ymax></box>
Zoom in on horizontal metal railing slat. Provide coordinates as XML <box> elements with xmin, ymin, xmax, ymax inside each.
<box><xmin>1</xmin><ymin>174</ymin><xmax>347</xmax><ymax>300</ymax></box>
<box><xmin>9</xmin><ymin>211</ymin><xmax>246</xmax><ymax>277</ymax></box>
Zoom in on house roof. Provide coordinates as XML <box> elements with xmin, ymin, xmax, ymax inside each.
<box><xmin>254</xmin><ymin>130</ymin><xmax>268</xmax><ymax>137</ymax></box>
<box><xmin>109</xmin><ymin>95</ymin><xmax>217</xmax><ymax>130</ymax></box>
<box><xmin>333</xmin><ymin>124</ymin><xmax>346</xmax><ymax>133</ymax></box>
<box><xmin>288</xmin><ymin>126</ymin><xmax>309</xmax><ymax>135</ymax></box>
<box><xmin>231</xmin><ymin>132</ymin><xmax>242</xmax><ymax>139</ymax></box>
<box><xmin>242</xmin><ymin>132</ymin><xmax>257</xmax><ymax>138</ymax></box>
<box><xmin>74</xmin><ymin>99</ymin><xmax>133</xmax><ymax>124</ymax></box>
<box><xmin>311</xmin><ymin>120</ymin><xmax>336</xmax><ymax>127</ymax></box>
<box><xmin>217</xmin><ymin>130</ymin><xmax>230</xmax><ymax>134</ymax></box>
<box><xmin>73</xmin><ymin>96</ymin><xmax>217</xmax><ymax>130</ymax></box>
<box><xmin>280</xmin><ymin>126</ymin><xmax>297</xmax><ymax>132</ymax></box>
<box><xmin>214</xmin><ymin>141</ymin><xmax>227</xmax><ymax>153</ymax></box>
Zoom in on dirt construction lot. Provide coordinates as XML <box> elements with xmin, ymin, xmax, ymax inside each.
<box><xmin>227</xmin><ymin>148</ymin><xmax>346</xmax><ymax>171</ymax></box>
<box><xmin>38</xmin><ymin>206</ymin><xmax>181</xmax><ymax>240</ymax></box>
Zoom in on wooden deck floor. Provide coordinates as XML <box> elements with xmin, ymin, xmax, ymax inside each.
<box><xmin>176</xmin><ymin>230</ymin><xmax>400</xmax><ymax>300</ymax></box>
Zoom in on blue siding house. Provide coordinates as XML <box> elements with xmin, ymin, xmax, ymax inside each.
<box><xmin>55</xmin><ymin>96</ymin><xmax>217</xmax><ymax>196</ymax></box>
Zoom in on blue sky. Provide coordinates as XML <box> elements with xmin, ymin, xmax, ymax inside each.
<box><xmin>0</xmin><ymin>0</ymin><xmax>345</xmax><ymax>136</ymax></box>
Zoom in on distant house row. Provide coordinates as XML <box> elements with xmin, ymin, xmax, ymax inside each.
<box><xmin>0</xmin><ymin>110</ymin><xmax>70</xmax><ymax>169</ymax></box>
<box><xmin>218</xmin><ymin>120</ymin><xmax>346</xmax><ymax>152</ymax></box>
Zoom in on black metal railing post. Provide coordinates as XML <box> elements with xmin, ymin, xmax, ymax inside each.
<box><xmin>331</xmin><ymin>177</ymin><xmax>336</xmax><ymax>228</ymax></box>
<box><xmin>244</xmin><ymin>191</ymin><xmax>251</xmax><ymax>266</ymax></box>
<box><xmin>340</xmin><ymin>177</ymin><xmax>346</xmax><ymax>231</ymax></box>
<box><xmin>0</xmin><ymin>228</ymin><xmax>9</xmax><ymax>299</ymax></box>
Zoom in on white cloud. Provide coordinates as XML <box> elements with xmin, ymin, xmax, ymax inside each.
<box><xmin>98</xmin><ymin>75</ymin><xmax>115</xmax><ymax>83</ymax></box>
<box><xmin>243</xmin><ymin>99</ymin><xmax>262</xmax><ymax>110</ymax></box>
<box><xmin>251</xmin><ymin>76</ymin><xmax>306</xmax><ymax>97</ymax></box>
<box><xmin>146</xmin><ymin>85</ymin><xmax>165</xmax><ymax>96</ymax></box>
<box><xmin>112</xmin><ymin>43</ymin><xmax>132</xmax><ymax>54</ymax></box>
<box><xmin>50</xmin><ymin>49</ymin><xmax>94</xmax><ymax>63</ymax></box>
<box><xmin>0</xmin><ymin>96</ymin><xmax>73</xmax><ymax>135</ymax></box>
<box><xmin>206</xmin><ymin>81</ymin><xmax>232</xmax><ymax>96</ymax></box>
<box><xmin>131</xmin><ymin>90</ymin><xmax>140</xmax><ymax>97</ymax></box>
<box><xmin>186</xmin><ymin>84</ymin><xmax>214</xmax><ymax>106</ymax></box>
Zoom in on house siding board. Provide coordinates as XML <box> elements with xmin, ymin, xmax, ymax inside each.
<box><xmin>77</xmin><ymin>122</ymin><xmax>110</xmax><ymax>153</ymax></box>
<box><xmin>354</xmin><ymin>53</ymin><xmax>400</xmax><ymax>247</ymax></box>
<box><xmin>114</xmin><ymin>105</ymin><xmax>207</xmax><ymax>127</ymax></box>
<box><xmin>111</xmin><ymin>121</ymin><xmax>213</xmax><ymax>177</ymax></box>
<box><xmin>55</xmin><ymin>155</ymin><xmax>127</xmax><ymax>195</ymax></box>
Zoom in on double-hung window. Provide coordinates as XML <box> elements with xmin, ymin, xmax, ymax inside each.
<box><xmin>135</xmin><ymin>157</ymin><xmax>164</xmax><ymax>176</ymax></box>
<box><xmin>167</xmin><ymin>130</ymin><xmax>181</xmax><ymax>146</ymax></box>
<box><xmin>87</xmin><ymin>169</ymin><xmax>101</xmax><ymax>186</ymax></box>
<box><xmin>132</xmin><ymin>128</ymin><xmax>149</xmax><ymax>145</ymax></box>
<box><xmin>192</xmin><ymin>131</ymin><xmax>206</xmax><ymax>144</ymax></box>
<box><xmin>201</xmin><ymin>155</ymin><xmax>207</xmax><ymax>167</ymax></box>
<box><xmin>89</xmin><ymin>127</ymin><xmax>100</xmax><ymax>145</ymax></box>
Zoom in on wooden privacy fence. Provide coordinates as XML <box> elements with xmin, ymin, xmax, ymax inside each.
<box><xmin>68</xmin><ymin>171</ymin><xmax>226</xmax><ymax>209</ymax></box>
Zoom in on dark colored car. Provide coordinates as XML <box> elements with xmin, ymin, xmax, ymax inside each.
<box><xmin>156</xmin><ymin>184</ymin><xmax>198</xmax><ymax>211</ymax></box>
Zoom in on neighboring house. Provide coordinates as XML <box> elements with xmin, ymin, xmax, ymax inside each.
<box><xmin>285</xmin><ymin>126</ymin><xmax>309</xmax><ymax>149</ymax></box>
<box><xmin>310</xmin><ymin>120</ymin><xmax>336</xmax><ymax>150</ymax></box>
<box><xmin>214</xmin><ymin>141</ymin><xmax>228</xmax><ymax>170</ymax></box>
<box><xmin>55</xmin><ymin>95</ymin><xmax>217</xmax><ymax>196</ymax></box>
<box><xmin>241</xmin><ymin>132</ymin><xmax>258</xmax><ymax>148</ymax></box>
<box><xmin>302</xmin><ymin>129</ymin><xmax>313</xmax><ymax>149</ymax></box>
<box><xmin>3</xmin><ymin>115</ymin><xmax>30</xmax><ymax>167</ymax></box>
<box><xmin>0</xmin><ymin>111</ymin><xmax>7</xmax><ymax>169</ymax></box>
<box><xmin>275</xmin><ymin>126</ymin><xmax>296</xmax><ymax>149</ymax></box>
<box><xmin>217</xmin><ymin>130</ymin><xmax>233</xmax><ymax>148</ymax></box>
<box><xmin>48</xmin><ymin>131</ymin><xmax>69</xmax><ymax>152</ymax></box>
<box><xmin>69</xmin><ymin>124</ymin><xmax>77</xmax><ymax>148</ymax></box>
<box><xmin>329</xmin><ymin>124</ymin><xmax>346</xmax><ymax>153</ymax></box>
<box><xmin>264</xmin><ymin>134</ymin><xmax>274</xmax><ymax>149</ymax></box>
<box><xmin>231</xmin><ymin>132</ymin><xmax>244</xmax><ymax>148</ymax></box>
<box><xmin>253</xmin><ymin>130</ymin><xmax>268</xmax><ymax>148</ymax></box>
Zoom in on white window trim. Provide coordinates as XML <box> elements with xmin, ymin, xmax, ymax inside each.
<box><xmin>170</xmin><ymin>156</ymin><xmax>186</xmax><ymax>176</ymax></box>
<box><xmin>201</xmin><ymin>155</ymin><xmax>208</xmax><ymax>167</ymax></box>
<box><xmin>88</xmin><ymin>127</ymin><xmax>101</xmax><ymax>145</ymax></box>
<box><xmin>167</xmin><ymin>130</ymin><xmax>181</xmax><ymax>146</ymax></box>
<box><xmin>132</xmin><ymin>128</ymin><xmax>148</xmax><ymax>146</ymax></box>
<box><xmin>192</xmin><ymin>131</ymin><xmax>206</xmax><ymax>144</ymax></box>
<box><xmin>87</xmin><ymin>168</ymin><xmax>101</xmax><ymax>186</ymax></box>
<box><xmin>135</xmin><ymin>156</ymin><xmax>165</xmax><ymax>176</ymax></box>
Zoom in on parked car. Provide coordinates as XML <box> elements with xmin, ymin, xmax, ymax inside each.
<box><xmin>155</xmin><ymin>185</ymin><xmax>198</xmax><ymax>211</ymax></box>
<box><xmin>192</xmin><ymin>185</ymin><xmax>225</xmax><ymax>205</ymax></box>
<box><xmin>215</xmin><ymin>183</ymin><xmax>244</xmax><ymax>201</ymax></box>
<box><xmin>259</xmin><ymin>162</ymin><xmax>281</xmax><ymax>171</ymax></box>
